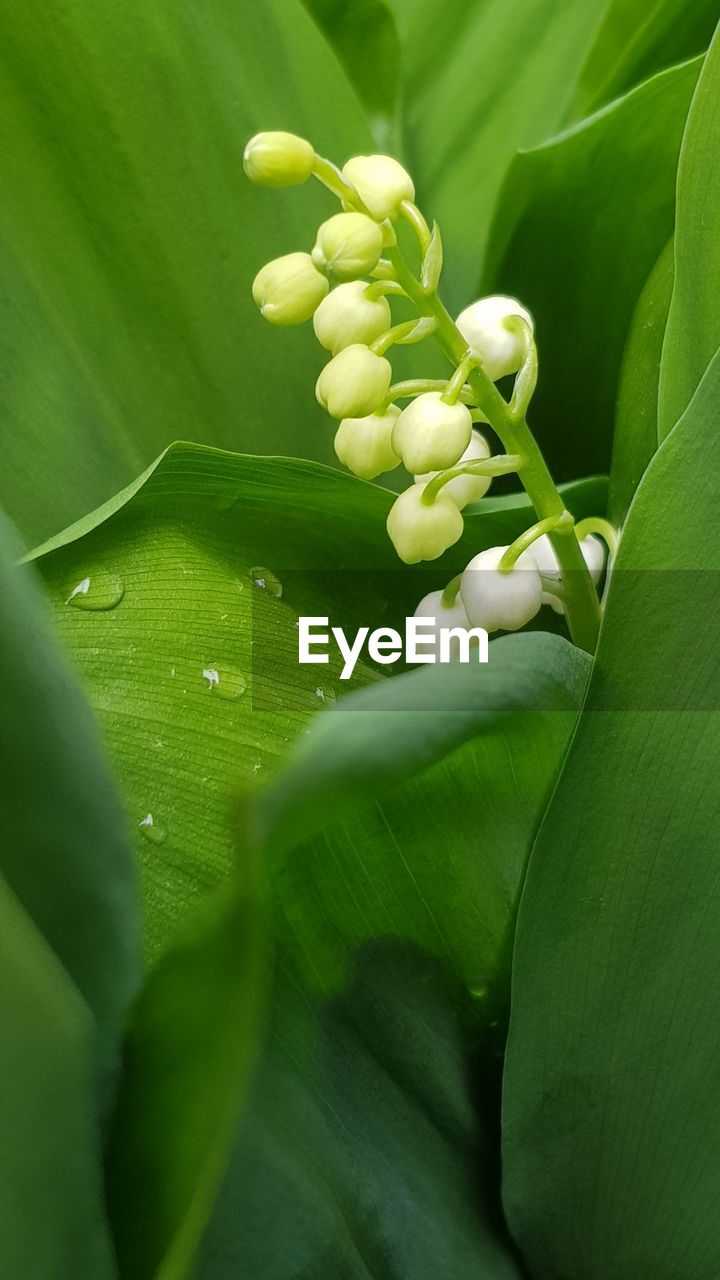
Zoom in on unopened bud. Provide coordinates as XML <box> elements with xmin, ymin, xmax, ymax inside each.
<box><xmin>252</xmin><ymin>252</ymin><xmax>328</xmax><ymax>325</ymax></box>
<box><xmin>415</xmin><ymin>431</ymin><xmax>492</xmax><ymax>508</ymax></box>
<box><xmin>455</xmin><ymin>295</ymin><xmax>534</xmax><ymax>381</ymax></box>
<box><xmin>342</xmin><ymin>154</ymin><xmax>415</xmax><ymax>221</ymax></box>
<box><xmin>243</xmin><ymin>132</ymin><xmax>315</xmax><ymax>187</ymax></box>
<box><xmin>315</xmin><ymin>344</ymin><xmax>392</xmax><ymax>418</ymax></box>
<box><xmin>312</xmin><ymin>212</ymin><xmax>384</xmax><ymax>281</ymax></box>
<box><xmin>387</xmin><ymin>485</ymin><xmax>464</xmax><ymax>564</ymax></box>
<box><xmin>313</xmin><ymin>281</ymin><xmax>391</xmax><ymax>354</ymax></box>
<box><xmin>460</xmin><ymin>544</ymin><xmax>542</xmax><ymax>632</ymax></box>
<box><xmin>533</xmin><ymin>533</ymin><xmax>605</xmax><ymax>613</ymax></box>
<box><xmin>412</xmin><ymin>590</ymin><xmax>472</xmax><ymax>660</ymax></box>
<box><xmin>334</xmin><ymin>405</ymin><xmax>400</xmax><ymax>479</ymax></box>
<box><xmin>392</xmin><ymin>392</ymin><xmax>472</xmax><ymax>474</ymax></box>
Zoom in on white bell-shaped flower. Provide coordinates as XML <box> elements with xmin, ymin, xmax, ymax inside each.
<box><xmin>315</xmin><ymin>344</ymin><xmax>392</xmax><ymax>419</ymax></box>
<box><xmin>415</xmin><ymin>430</ymin><xmax>492</xmax><ymax>508</ymax></box>
<box><xmin>455</xmin><ymin>295</ymin><xmax>533</xmax><ymax>381</ymax></box>
<box><xmin>392</xmin><ymin>392</ymin><xmax>472</xmax><ymax>475</ymax></box>
<box><xmin>334</xmin><ymin>406</ymin><xmax>400</xmax><ymax>479</ymax></box>
<box><xmin>342</xmin><ymin>154</ymin><xmax>415</xmax><ymax>221</ymax></box>
<box><xmin>387</xmin><ymin>485</ymin><xmax>464</xmax><ymax>564</ymax></box>
<box><xmin>532</xmin><ymin>533</ymin><xmax>605</xmax><ymax>613</ymax></box>
<box><xmin>312</xmin><ymin>212</ymin><xmax>384</xmax><ymax>281</ymax></box>
<box><xmin>313</xmin><ymin>281</ymin><xmax>391</xmax><ymax>354</ymax></box>
<box><xmin>460</xmin><ymin>544</ymin><xmax>542</xmax><ymax>632</ymax></box>
<box><xmin>243</xmin><ymin>131</ymin><xmax>315</xmax><ymax>187</ymax></box>
<box><xmin>412</xmin><ymin>590</ymin><xmax>472</xmax><ymax>660</ymax></box>
<box><xmin>252</xmin><ymin>252</ymin><xmax>328</xmax><ymax>325</ymax></box>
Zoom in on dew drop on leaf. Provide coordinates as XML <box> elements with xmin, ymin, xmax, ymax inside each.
<box><xmin>138</xmin><ymin>813</ymin><xmax>166</xmax><ymax>845</ymax></box>
<box><xmin>201</xmin><ymin>665</ymin><xmax>248</xmax><ymax>701</ymax></box>
<box><xmin>66</xmin><ymin>571</ymin><xmax>124</xmax><ymax>611</ymax></box>
<box><xmin>249</xmin><ymin>565</ymin><xmax>283</xmax><ymax>598</ymax></box>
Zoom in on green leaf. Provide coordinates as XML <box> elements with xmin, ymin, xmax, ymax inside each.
<box><xmin>484</xmin><ymin>56</ymin><xmax>701</xmax><ymax>482</ymax></box>
<box><xmin>0</xmin><ymin>875</ymin><xmax>116</xmax><ymax>1278</ymax></box>
<box><xmin>385</xmin><ymin>0</ymin><xmax>612</xmax><ymax>305</ymax></box>
<box><xmin>502</xmin><ymin>348</ymin><xmax>720</xmax><ymax>1277</ymax></box>
<box><xmin>0</xmin><ymin>0</ymin><xmax>371</xmax><ymax>548</ymax></box>
<box><xmin>570</xmin><ymin>0</ymin><xmax>719</xmax><ymax>115</ymax></box>
<box><xmin>609</xmin><ymin>237</ymin><xmax>674</xmax><ymax>524</ymax></box>
<box><xmin>106</xmin><ymin>842</ymin><xmax>267</xmax><ymax>1280</ymax></box>
<box><xmin>197</xmin><ymin>942</ymin><xmax>525</xmax><ymax>1280</ymax></box>
<box><xmin>28</xmin><ymin>444</ymin><xmax>603</xmax><ymax>961</ymax></box>
<box><xmin>659</xmin><ymin>20</ymin><xmax>720</xmax><ymax>435</ymax></box>
<box><xmin>303</xmin><ymin>0</ymin><xmax>401</xmax><ymax>149</ymax></box>
<box><xmin>0</xmin><ymin>518</ymin><xmax>139</xmax><ymax>1085</ymax></box>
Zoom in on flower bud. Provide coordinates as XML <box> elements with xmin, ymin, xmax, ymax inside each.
<box><xmin>412</xmin><ymin>590</ymin><xmax>472</xmax><ymax>660</ymax></box>
<box><xmin>313</xmin><ymin>281</ymin><xmax>391</xmax><ymax>354</ymax></box>
<box><xmin>455</xmin><ymin>295</ymin><xmax>534</xmax><ymax>381</ymax></box>
<box><xmin>243</xmin><ymin>131</ymin><xmax>315</xmax><ymax>187</ymax></box>
<box><xmin>533</xmin><ymin>533</ymin><xmax>605</xmax><ymax>613</ymax></box>
<box><xmin>334</xmin><ymin>405</ymin><xmax>400</xmax><ymax>479</ymax></box>
<box><xmin>252</xmin><ymin>252</ymin><xmax>328</xmax><ymax>325</ymax></box>
<box><xmin>415</xmin><ymin>431</ymin><xmax>492</xmax><ymax>508</ymax></box>
<box><xmin>392</xmin><ymin>392</ymin><xmax>472</xmax><ymax>475</ymax></box>
<box><xmin>312</xmin><ymin>212</ymin><xmax>384</xmax><ymax>281</ymax></box>
<box><xmin>387</xmin><ymin>485</ymin><xmax>464</xmax><ymax>564</ymax></box>
<box><xmin>342</xmin><ymin>154</ymin><xmax>415</xmax><ymax>221</ymax></box>
<box><xmin>315</xmin><ymin>344</ymin><xmax>392</xmax><ymax>419</ymax></box>
<box><xmin>460</xmin><ymin>544</ymin><xmax>542</xmax><ymax>632</ymax></box>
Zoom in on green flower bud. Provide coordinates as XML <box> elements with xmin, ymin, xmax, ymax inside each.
<box><xmin>243</xmin><ymin>131</ymin><xmax>315</xmax><ymax>187</ymax></box>
<box><xmin>460</xmin><ymin>545</ymin><xmax>542</xmax><ymax>632</ymax></box>
<box><xmin>455</xmin><ymin>295</ymin><xmax>534</xmax><ymax>381</ymax></box>
<box><xmin>315</xmin><ymin>344</ymin><xmax>392</xmax><ymax>419</ymax></box>
<box><xmin>341</xmin><ymin>154</ymin><xmax>415</xmax><ymax>221</ymax></box>
<box><xmin>313</xmin><ymin>281</ymin><xmax>391</xmax><ymax>354</ymax></box>
<box><xmin>392</xmin><ymin>392</ymin><xmax>472</xmax><ymax>474</ymax></box>
<box><xmin>312</xmin><ymin>212</ymin><xmax>384</xmax><ymax>281</ymax></box>
<box><xmin>386</xmin><ymin>485</ymin><xmax>464</xmax><ymax>564</ymax></box>
<box><xmin>334</xmin><ymin>405</ymin><xmax>400</xmax><ymax>479</ymax></box>
<box><xmin>415</xmin><ymin>430</ymin><xmax>492</xmax><ymax>508</ymax></box>
<box><xmin>252</xmin><ymin>252</ymin><xmax>328</xmax><ymax>325</ymax></box>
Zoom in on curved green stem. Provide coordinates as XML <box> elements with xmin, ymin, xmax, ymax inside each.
<box><xmin>441</xmin><ymin>574</ymin><xmax>462</xmax><ymax>608</ymax></box>
<box><xmin>575</xmin><ymin>517</ymin><xmax>619</xmax><ymax>558</ymax></box>
<box><xmin>422</xmin><ymin>455</ymin><xmax>522</xmax><ymax>504</ymax></box>
<box><xmin>499</xmin><ymin>512</ymin><xmax>573</xmax><ymax>572</ymax></box>
<box><xmin>384</xmin><ymin>379</ymin><xmax>475</xmax><ymax>408</ymax></box>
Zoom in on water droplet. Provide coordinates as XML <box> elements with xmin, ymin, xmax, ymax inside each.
<box><xmin>201</xmin><ymin>664</ymin><xmax>248</xmax><ymax>701</ymax></box>
<box><xmin>252</xmin><ymin>761</ymin><xmax>263</xmax><ymax>774</ymax></box>
<box><xmin>66</xmin><ymin>571</ymin><xmax>124</xmax><ymax>611</ymax></box>
<box><xmin>249</xmin><ymin>566</ymin><xmax>283</xmax><ymax>598</ymax></box>
<box><xmin>139</xmin><ymin>813</ymin><xmax>166</xmax><ymax>845</ymax></box>
<box><xmin>315</xmin><ymin>687</ymin><xmax>336</xmax><ymax>705</ymax></box>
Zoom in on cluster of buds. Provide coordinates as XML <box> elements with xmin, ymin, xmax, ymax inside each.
<box><xmin>245</xmin><ymin>132</ymin><xmax>617</xmax><ymax>651</ymax></box>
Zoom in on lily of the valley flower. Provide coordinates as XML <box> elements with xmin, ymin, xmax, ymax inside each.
<box><xmin>455</xmin><ymin>295</ymin><xmax>534</xmax><ymax>381</ymax></box>
<box><xmin>252</xmin><ymin>252</ymin><xmax>328</xmax><ymax>325</ymax></box>
<box><xmin>392</xmin><ymin>391</ymin><xmax>473</xmax><ymax>474</ymax></box>
<box><xmin>312</xmin><ymin>212</ymin><xmax>384</xmax><ymax>281</ymax></box>
<box><xmin>334</xmin><ymin>406</ymin><xmax>400</xmax><ymax>479</ymax></box>
<box><xmin>342</xmin><ymin>154</ymin><xmax>415</xmax><ymax>220</ymax></box>
<box><xmin>414</xmin><ymin>430</ymin><xmax>493</xmax><ymax>508</ymax></box>
<box><xmin>313</xmin><ymin>281</ymin><xmax>391</xmax><ymax>354</ymax></box>
<box><xmin>387</xmin><ymin>485</ymin><xmax>464</xmax><ymax>564</ymax></box>
<box><xmin>460</xmin><ymin>544</ymin><xmax>542</xmax><ymax>632</ymax></box>
<box><xmin>243</xmin><ymin>131</ymin><xmax>315</xmax><ymax>187</ymax></box>
<box><xmin>315</xmin><ymin>344</ymin><xmax>392</xmax><ymax>418</ymax></box>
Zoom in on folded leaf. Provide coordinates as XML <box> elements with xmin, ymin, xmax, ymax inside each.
<box><xmin>303</xmin><ymin>0</ymin><xmax>401</xmax><ymax>149</ymax></box>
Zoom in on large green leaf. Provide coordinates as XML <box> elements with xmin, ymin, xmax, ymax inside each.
<box><xmin>570</xmin><ymin>0</ymin><xmax>719</xmax><ymax>114</ymax></box>
<box><xmin>609</xmin><ymin>238</ymin><xmax>674</xmax><ymax>524</ymax></box>
<box><xmin>385</xmin><ymin>0</ymin><xmax>611</xmax><ymax>305</ymax></box>
<box><xmin>484</xmin><ymin>57</ymin><xmax>700</xmax><ymax>482</ymax></box>
<box><xmin>0</xmin><ymin>0</ymin><xmax>370</xmax><ymax>548</ymax></box>
<box><xmin>0</xmin><ymin>875</ymin><xmax>116</xmax><ymax>1278</ymax></box>
<box><xmin>0</xmin><ymin>518</ymin><xmax>139</xmax><ymax>1084</ymax></box>
<box><xmin>198</xmin><ymin>942</ymin><xmax>525</xmax><ymax>1280</ymax></box>
<box><xmin>303</xmin><ymin>0</ymin><xmax>401</xmax><ymax>149</ymax></box>
<box><xmin>29</xmin><ymin>444</ymin><xmax>603</xmax><ymax>960</ymax></box>
<box><xmin>659</xmin><ymin>20</ymin><xmax>720</xmax><ymax>435</ymax></box>
<box><xmin>107</xmin><ymin>843</ymin><xmax>267</xmax><ymax>1280</ymax></box>
<box><xmin>502</xmin><ymin>348</ymin><xmax>720</xmax><ymax>1276</ymax></box>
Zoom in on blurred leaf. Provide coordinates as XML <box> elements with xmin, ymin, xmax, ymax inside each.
<box><xmin>198</xmin><ymin>942</ymin><xmax>525</xmax><ymax>1280</ymax></box>
<box><xmin>570</xmin><ymin>0</ymin><xmax>719</xmax><ymax>114</ymax></box>
<box><xmin>0</xmin><ymin>517</ymin><xmax>139</xmax><ymax>1087</ymax></box>
<box><xmin>502</xmin><ymin>349</ymin><xmax>720</xmax><ymax>1277</ymax></box>
<box><xmin>0</xmin><ymin>0</ymin><xmax>371</xmax><ymax>548</ymax></box>
<box><xmin>107</xmin><ymin>837</ymin><xmax>267</xmax><ymax>1280</ymax></box>
<box><xmin>484</xmin><ymin>57</ymin><xmax>700</xmax><ymax>482</ymax></box>
<box><xmin>609</xmin><ymin>238</ymin><xmax>674</xmax><ymax>524</ymax></box>
<box><xmin>0</xmin><ymin>875</ymin><xmax>116</xmax><ymax>1278</ymax></box>
<box><xmin>303</xmin><ymin>0</ymin><xmax>401</xmax><ymax>149</ymax></box>
<box><xmin>385</xmin><ymin>0</ymin><xmax>612</xmax><ymax>305</ymax></box>
<box><xmin>28</xmin><ymin>444</ymin><xmax>603</xmax><ymax>960</ymax></box>
<box><xmin>659</xmin><ymin>21</ymin><xmax>720</xmax><ymax>435</ymax></box>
